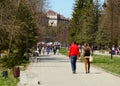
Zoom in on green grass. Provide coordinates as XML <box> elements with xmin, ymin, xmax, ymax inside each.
<box><xmin>92</xmin><ymin>55</ymin><xmax>120</xmax><ymax>75</ymax></box>
<box><xmin>0</xmin><ymin>60</ymin><xmax>29</xmax><ymax>86</ymax></box>
<box><xmin>0</xmin><ymin>70</ymin><xmax>19</xmax><ymax>86</ymax></box>
<box><xmin>60</xmin><ymin>48</ymin><xmax>120</xmax><ymax>76</ymax></box>
<box><xmin>59</xmin><ymin>48</ymin><xmax>69</xmax><ymax>56</ymax></box>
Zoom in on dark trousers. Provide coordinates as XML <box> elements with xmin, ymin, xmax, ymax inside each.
<box><xmin>70</xmin><ymin>56</ymin><xmax>77</xmax><ymax>72</ymax></box>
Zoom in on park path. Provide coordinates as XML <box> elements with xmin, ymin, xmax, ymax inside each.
<box><xmin>17</xmin><ymin>52</ymin><xmax>120</xmax><ymax>86</ymax></box>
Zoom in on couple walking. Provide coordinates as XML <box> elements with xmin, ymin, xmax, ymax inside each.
<box><xmin>68</xmin><ymin>42</ymin><xmax>91</xmax><ymax>74</ymax></box>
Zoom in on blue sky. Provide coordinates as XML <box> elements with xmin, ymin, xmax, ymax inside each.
<box><xmin>49</xmin><ymin>0</ymin><xmax>104</xmax><ymax>18</ymax></box>
<box><xmin>49</xmin><ymin>0</ymin><xmax>74</xmax><ymax>18</ymax></box>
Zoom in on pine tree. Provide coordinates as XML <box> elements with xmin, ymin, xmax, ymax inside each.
<box><xmin>70</xmin><ymin>0</ymin><xmax>98</xmax><ymax>44</ymax></box>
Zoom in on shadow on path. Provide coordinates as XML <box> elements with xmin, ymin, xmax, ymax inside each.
<box><xmin>38</xmin><ymin>54</ymin><xmax>69</xmax><ymax>62</ymax></box>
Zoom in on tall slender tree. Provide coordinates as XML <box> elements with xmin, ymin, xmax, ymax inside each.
<box><xmin>70</xmin><ymin>0</ymin><xmax>99</xmax><ymax>45</ymax></box>
<box><xmin>102</xmin><ymin>0</ymin><xmax>120</xmax><ymax>46</ymax></box>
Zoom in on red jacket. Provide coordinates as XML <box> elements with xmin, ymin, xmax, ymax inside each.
<box><xmin>68</xmin><ymin>43</ymin><xmax>80</xmax><ymax>58</ymax></box>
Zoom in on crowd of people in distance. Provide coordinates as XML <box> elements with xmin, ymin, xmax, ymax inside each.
<box><xmin>31</xmin><ymin>44</ymin><xmax>60</xmax><ymax>57</ymax></box>
<box><xmin>111</xmin><ymin>46</ymin><xmax>120</xmax><ymax>55</ymax></box>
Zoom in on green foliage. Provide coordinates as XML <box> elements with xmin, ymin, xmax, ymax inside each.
<box><xmin>0</xmin><ymin>56</ymin><xmax>17</xmax><ymax>69</ymax></box>
<box><xmin>69</xmin><ymin>0</ymin><xmax>102</xmax><ymax>45</ymax></box>
<box><xmin>0</xmin><ymin>0</ymin><xmax>38</xmax><ymax>68</ymax></box>
<box><xmin>101</xmin><ymin>0</ymin><xmax>120</xmax><ymax>46</ymax></box>
<box><xmin>95</xmin><ymin>27</ymin><xmax>109</xmax><ymax>45</ymax></box>
<box><xmin>59</xmin><ymin>48</ymin><xmax>68</xmax><ymax>56</ymax></box>
<box><xmin>16</xmin><ymin>0</ymin><xmax>38</xmax><ymax>48</ymax></box>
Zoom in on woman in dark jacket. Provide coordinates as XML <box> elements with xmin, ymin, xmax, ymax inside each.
<box><xmin>83</xmin><ymin>43</ymin><xmax>91</xmax><ymax>73</ymax></box>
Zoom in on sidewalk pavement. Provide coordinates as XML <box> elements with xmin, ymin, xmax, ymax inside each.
<box><xmin>17</xmin><ymin>52</ymin><xmax>120</xmax><ymax>86</ymax></box>
<box><xmin>94</xmin><ymin>50</ymin><xmax>110</xmax><ymax>56</ymax></box>
<box><xmin>94</xmin><ymin>50</ymin><xmax>120</xmax><ymax>57</ymax></box>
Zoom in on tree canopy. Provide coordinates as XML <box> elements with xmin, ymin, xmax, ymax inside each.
<box><xmin>0</xmin><ymin>0</ymin><xmax>48</xmax><ymax>68</ymax></box>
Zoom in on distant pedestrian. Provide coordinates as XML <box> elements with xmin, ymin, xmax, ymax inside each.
<box><xmin>56</xmin><ymin>46</ymin><xmax>60</xmax><ymax>55</ymax></box>
<box><xmin>38</xmin><ymin>46</ymin><xmax>42</xmax><ymax>54</ymax></box>
<box><xmin>33</xmin><ymin>48</ymin><xmax>39</xmax><ymax>56</ymax></box>
<box><xmin>56</xmin><ymin>49</ymin><xmax>59</xmax><ymax>55</ymax></box>
<box><xmin>53</xmin><ymin>46</ymin><xmax>57</xmax><ymax>55</ymax></box>
<box><xmin>41</xmin><ymin>46</ymin><xmax>45</xmax><ymax>55</ymax></box>
<box><xmin>82</xmin><ymin>43</ymin><xmax>91</xmax><ymax>74</ymax></box>
<box><xmin>46</xmin><ymin>46</ymin><xmax>50</xmax><ymax>55</ymax></box>
<box><xmin>68</xmin><ymin>42</ymin><xmax>80</xmax><ymax>74</ymax></box>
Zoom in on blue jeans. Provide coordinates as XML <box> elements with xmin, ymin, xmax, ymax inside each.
<box><xmin>70</xmin><ymin>56</ymin><xmax>77</xmax><ymax>72</ymax></box>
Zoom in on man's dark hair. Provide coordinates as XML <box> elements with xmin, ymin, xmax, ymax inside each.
<box><xmin>73</xmin><ymin>41</ymin><xmax>77</xmax><ymax>44</ymax></box>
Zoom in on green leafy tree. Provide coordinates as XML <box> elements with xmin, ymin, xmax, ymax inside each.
<box><xmin>69</xmin><ymin>0</ymin><xmax>84</xmax><ymax>43</ymax></box>
<box><xmin>70</xmin><ymin>0</ymin><xmax>99</xmax><ymax>45</ymax></box>
<box><xmin>102</xmin><ymin>0</ymin><xmax>120</xmax><ymax>46</ymax></box>
<box><xmin>0</xmin><ymin>0</ymin><xmax>41</xmax><ymax>68</ymax></box>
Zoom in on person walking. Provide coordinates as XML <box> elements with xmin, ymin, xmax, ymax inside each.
<box><xmin>46</xmin><ymin>45</ymin><xmax>51</xmax><ymax>55</ymax></box>
<box><xmin>68</xmin><ymin>42</ymin><xmax>80</xmax><ymax>74</ymax></box>
<box><xmin>41</xmin><ymin>46</ymin><xmax>45</xmax><ymax>55</ymax></box>
<box><xmin>82</xmin><ymin>43</ymin><xmax>91</xmax><ymax>74</ymax></box>
<box><xmin>53</xmin><ymin>46</ymin><xmax>57</xmax><ymax>55</ymax></box>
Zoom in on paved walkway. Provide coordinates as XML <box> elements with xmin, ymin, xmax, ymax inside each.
<box><xmin>18</xmin><ymin>52</ymin><xmax>120</xmax><ymax>86</ymax></box>
<box><xmin>93</xmin><ymin>50</ymin><xmax>120</xmax><ymax>57</ymax></box>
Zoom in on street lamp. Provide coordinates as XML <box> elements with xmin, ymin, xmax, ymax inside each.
<box><xmin>102</xmin><ymin>0</ymin><xmax>114</xmax><ymax>59</ymax></box>
<box><xmin>110</xmin><ymin>0</ymin><xmax>114</xmax><ymax>59</ymax></box>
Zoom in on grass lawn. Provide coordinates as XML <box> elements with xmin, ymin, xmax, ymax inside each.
<box><xmin>92</xmin><ymin>55</ymin><xmax>120</xmax><ymax>75</ymax></box>
<box><xmin>60</xmin><ymin>48</ymin><xmax>120</xmax><ymax>76</ymax></box>
<box><xmin>59</xmin><ymin>48</ymin><xmax>68</xmax><ymax>56</ymax></box>
<box><xmin>0</xmin><ymin>60</ymin><xmax>29</xmax><ymax>86</ymax></box>
<box><xmin>0</xmin><ymin>69</ymin><xmax>19</xmax><ymax>86</ymax></box>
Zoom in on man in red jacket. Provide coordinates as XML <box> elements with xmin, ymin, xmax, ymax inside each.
<box><xmin>68</xmin><ymin>42</ymin><xmax>80</xmax><ymax>74</ymax></box>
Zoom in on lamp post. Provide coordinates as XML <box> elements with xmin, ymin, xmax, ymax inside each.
<box><xmin>103</xmin><ymin>0</ymin><xmax>114</xmax><ymax>59</ymax></box>
<box><xmin>110</xmin><ymin>0</ymin><xmax>114</xmax><ymax>59</ymax></box>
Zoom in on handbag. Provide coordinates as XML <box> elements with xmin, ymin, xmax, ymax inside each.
<box><xmin>89</xmin><ymin>55</ymin><xmax>93</xmax><ymax>62</ymax></box>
